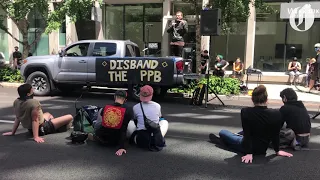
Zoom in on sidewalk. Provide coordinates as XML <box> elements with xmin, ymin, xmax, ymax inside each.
<box><xmin>205</xmin><ymin>83</ymin><xmax>320</xmax><ymax>112</ymax></box>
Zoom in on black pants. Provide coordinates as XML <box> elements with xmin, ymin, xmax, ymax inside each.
<box><xmin>171</xmin><ymin>45</ymin><xmax>183</xmax><ymax>57</ymax></box>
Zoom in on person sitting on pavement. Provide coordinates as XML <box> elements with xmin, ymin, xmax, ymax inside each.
<box><xmin>213</xmin><ymin>55</ymin><xmax>229</xmax><ymax>77</ymax></box>
<box><xmin>279</xmin><ymin>88</ymin><xmax>311</xmax><ymax>150</ymax></box>
<box><xmin>209</xmin><ymin>85</ymin><xmax>293</xmax><ymax>163</ymax></box>
<box><xmin>288</xmin><ymin>57</ymin><xmax>302</xmax><ymax>86</ymax></box>
<box><xmin>127</xmin><ymin>85</ymin><xmax>169</xmax><ymax>151</ymax></box>
<box><xmin>88</xmin><ymin>90</ymin><xmax>133</xmax><ymax>156</ymax></box>
<box><xmin>2</xmin><ymin>84</ymin><xmax>73</xmax><ymax>143</ymax></box>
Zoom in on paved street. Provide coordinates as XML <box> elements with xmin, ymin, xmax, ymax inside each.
<box><xmin>1</xmin><ymin>86</ymin><xmax>320</xmax><ymax>180</ymax></box>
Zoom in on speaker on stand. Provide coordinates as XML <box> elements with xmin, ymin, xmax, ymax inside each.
<box><xmin>199</xmin><ymin>9</ymin><xmax>224</xmax><ymax>108</ymax></box>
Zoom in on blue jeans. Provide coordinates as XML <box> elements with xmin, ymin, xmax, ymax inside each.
<box><xmin>219</xmin><ymin>130</ymin><xmax>244</xmax><ymax>153</ymax></box>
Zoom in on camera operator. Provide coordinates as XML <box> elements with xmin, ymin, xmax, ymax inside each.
<box><xmin>167</xmin><ymin>11</ymin><xmax>188</xmax><ymax>57</ymax></box>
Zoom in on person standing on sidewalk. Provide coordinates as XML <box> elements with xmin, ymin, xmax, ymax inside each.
<box><xmin>307</xmin><ymin>43</ymin><xmax>320</xmax><ymax>92</ymax></box>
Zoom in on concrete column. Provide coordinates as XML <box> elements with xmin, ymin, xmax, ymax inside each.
<box><xmin>201</xmin><ymin>0</ymin><xmax>210</xmax><ymax>53</ymax></box>
<box><xmin>48</xmin><ymin>2</ymin><xmax>59</xmax><ymax>54</ymax></box>
<box><xmin>161</xmin><ymin>0</ymin><xmax>171</xmax><ymax>57</ymax></box>
<box><xmin>7</xmin><ymin>19</ymin><xmax>20</xmax><ymax>63</ymax></box>
<box><xmin>244</xmin><ymin>0</ymin><xmax>256</xmax><ymax>69</ymax></box>
<box><xmin>66</xmin><ymin>16</ymin><xmax>78</xmax><ymax>45</ymax></box>
<box><xmin>94</xmin><ymin>1</ymin><xmax>104</xmax><ymax>40</ymax></box>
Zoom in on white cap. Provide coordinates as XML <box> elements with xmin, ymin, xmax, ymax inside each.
<box><xmin>315</xmin><ymin>43</ymin><xmax>320</xmax><ymax>48</ymax></box>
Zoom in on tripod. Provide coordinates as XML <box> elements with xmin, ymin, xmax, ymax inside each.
<box><xmin>203</xmin><ymin>60</ymin><xmax>225</xmax><ymax>108</ymax></box>
<box><xmin>204</xmin><ymin>73</ymin><xmax>225</xmax><ymax>108</ymax></box>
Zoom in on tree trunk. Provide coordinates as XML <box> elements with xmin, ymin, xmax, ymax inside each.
<box><xmin>22</xmin><ymin>33</ymin><xmax>30</xmax><ymax>59</ymax></box>
<box><xmin>195</xmin><ymin>2</ymin><xmax>202</xmax><ymax>74</ymax></box>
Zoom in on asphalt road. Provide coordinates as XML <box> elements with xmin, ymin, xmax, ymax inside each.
<box><xmin>1</xmin><ymin>87</ymin><xmax>320</xmax><ymax>180</ymax></box>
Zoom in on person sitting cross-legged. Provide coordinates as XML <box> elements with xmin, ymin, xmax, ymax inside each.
<box><xmin>2</xmin><ymin>84</ymin><xmax>73</xmax><ymax>143</ymax></box>
<box><xmin>209</xmin><ymin>85</ymin><xmax>293</xmax><ymax>163</ymax></box>
<box><xmin>127</xmin><ymin>85</ymin><xmax>169</xmax><ymax>152</ymax></box>
<box><xmin>88</xmin><ymin>90</ymin><xmax>133</xmax><ymax>156</ymax></box>
<box><xmin>279</xmin><ymin>88</ymin><xmax>311</xmax><ymax>150</ymax></box>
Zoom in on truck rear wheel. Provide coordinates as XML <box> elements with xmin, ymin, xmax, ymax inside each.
<box><xmin>26</xmin><ymin>71</ymin><xmax>51</xmax><ymax>96</ymax></box>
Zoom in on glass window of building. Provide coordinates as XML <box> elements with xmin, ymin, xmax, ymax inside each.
<box><xmin>286</xmin><ymin>21</ymin><xmax>320</xmax><ymax>73</ymax></box>
<box><xmin>144</xmin><ymin>4</ymin><xmax>162</xmax><ymax>56</ymax></box>
<box><xmin>125</xmin><ymin>5</ymin><xmax>144</xmax><ymax>52</ymax></box>
<box><xmin>26</xmin><ymin>9</ymin><xmax>49</xmax><ymax>56</ymax></box>
<box><xmin>103</xmin><ymin>5</ymin><xmax>124</xmax><ymax>40</ymax></box>
<box><xmin>254</xmin><ymin>3</ymin><xmax>286</xmax><ymax>72</ymax></box>
<box><xmin>210</xmin><ymin>22</ymin><xmax>248</xmax><ymax>71</ymax></box>
<box><xmin>0</xmin><ymin>8</ymin><xmax>9</xmax><ymax>61</ymax></box>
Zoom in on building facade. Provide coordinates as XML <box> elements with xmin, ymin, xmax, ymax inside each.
<box><xmin>1</xmin><ymin>0</ymin><xmax>320</xmax><ymax>76</ymax></box>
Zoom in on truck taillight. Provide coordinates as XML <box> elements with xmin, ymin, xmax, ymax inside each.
<box><xmin>176</xmin><ymin>61</ymin><xmax>184</xmax><ymax>73</ymax></box>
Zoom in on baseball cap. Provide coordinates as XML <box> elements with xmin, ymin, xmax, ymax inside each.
<box><xmin>114</xmin><ymin>90</ymin><xmax>127</xmax><ymax>99</ymax></box>
<box><xmin>314</xmin><ymin>43</ymin><xmax>320</xmax><ymax>48</ymax></box>
<box><xmin>217</xmin><ymin>55</ymin><xmax>223</xmax><ymax>59</ymax></box>
<box><xmin>140</xmin><ymin>85</ymin><xmax>153</xmax><ymax>102</ymax></box>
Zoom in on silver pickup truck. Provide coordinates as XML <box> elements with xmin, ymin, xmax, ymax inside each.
<box><xmin>20</xmin><ymin>40</ymin><xmax>191</xmax><ymax>100</ymax></box>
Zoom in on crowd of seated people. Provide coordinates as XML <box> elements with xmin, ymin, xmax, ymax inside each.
<box><xmin>2</xmin><ymin>83</ymin><xmax>312</xmax><ymax>163</ymax></box>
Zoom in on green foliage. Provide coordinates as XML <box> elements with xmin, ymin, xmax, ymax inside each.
<box><xmin>0</xmin><ymin>0</ymin><xmax>101</xmax><ymax>56</ymax></box>
<box><xmin>182</xmin><ymin>0</ymin><xmax>277</xmax><ymax>34</ymax></box>
<box><xmin>0</xmin><ymin>66</ymin><xmax>23</xmax><ymax>83</ymax></box>
<box><xmin>171</xmin><ymin>76</ymin><xmax>240</xmax><ymax>95</ymax></box>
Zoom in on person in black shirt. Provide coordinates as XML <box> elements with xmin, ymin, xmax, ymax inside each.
<box><xmin>213</xmin><ymin>55</ymin><xmax>229</xmax><ymax>77</ymax></box>
<box><xmin>88</xmin><ymin>90</ymin><xmax>133</xmax><ymax>156</ymax></box>
<box><xmin>307</xmin><ymin>43</ymin><xmax>320</xmax><ymax>92</ymax></box>
<box><xmin>200</xmin><ymin>50</ymin><xmax>209</xmax><ymax>74</ymax></box>
<box><xmin>209</xmin><ymin>85</ymin><xmax>293</xmax><ymax>163</ymax></box>
<box><xmin>279</xmin><ymin>88</ymin><xmax>311</xmax><ymax>149</ymax></box>
<box><xmin>12</xmin><ymin>46</ymin><xmax>22</xmax><ymax>69</ymax></box>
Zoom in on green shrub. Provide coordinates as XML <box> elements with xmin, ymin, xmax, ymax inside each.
<box><xmin>0</xmin><ymin>66</ymin><xmax>24</xmax><ymax>83</ymax></box>
<box><xmin>170</xmin><ymin>76</ymin><xmax>240</xmax><ymax>95</ymax></box>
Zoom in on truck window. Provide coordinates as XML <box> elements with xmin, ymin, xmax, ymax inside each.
<box><xmin>65</xmin><ymin>43</ymin><xmax>90</xmax><ymax>57</ymax></box>
<box><xmin>133</xmin><ymin>46</ymin><xmax>141</xmax><ymax>57</ymax></box>
<box><xmin>125</xmin><ymin>45</ymin><xmax>134</xmax><ymax>57</ymax></box>
<box><xmin>92</xmin><ymin>43</ymin><xmax>117</xmax><ymax>56</ymax></box>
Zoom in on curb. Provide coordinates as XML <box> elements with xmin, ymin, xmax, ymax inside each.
<box><xmin>0</xmin><ymin>82</ymin><xmax>23</xmax><ymax>88</ymax></box>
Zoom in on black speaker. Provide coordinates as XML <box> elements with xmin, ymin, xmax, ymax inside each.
<box><xmin>200</xmin><ymin>9</ymin><xmax>221</xmax><ymax>36</ymax></box>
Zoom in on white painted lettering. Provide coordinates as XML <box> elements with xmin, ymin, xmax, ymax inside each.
<box><xmin>110</xmin><ymin>60</ymin><xmax>117</xmax><ymax>70</ymax></box>
<box><xmin>123</xmin><ymin>60</ymin><xmax>130</xmax><ymax>70</ymax></box>
<box><xmin>150</xmin><ymin>60</ymin><xmax>159</xmax><ymax>69</ymax></box>
<box><xmin>117</xmin><ymin>60</ymin><xmax>124</xmax><ymax>70</ymax></box>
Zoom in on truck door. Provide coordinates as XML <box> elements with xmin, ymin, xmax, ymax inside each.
<box><xmin>87</xmin><ymin>42</ymin><xmax>118</xmax><ymax>82</ymax></box>
<box><xmin>56</xmin><ymin>42</ymin><xmax>90</xmax><ymax>82</ymax></box>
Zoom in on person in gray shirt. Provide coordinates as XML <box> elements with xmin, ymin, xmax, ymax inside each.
<box><xmin>127</xmin><ymin>85</ymin><xmax>169</xmax><ymax>151</ymax></box>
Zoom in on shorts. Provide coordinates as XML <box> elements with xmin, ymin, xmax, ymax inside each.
<box><xmin>28</xmin><ymin>119</ymin><xmax>56</xmax><ymax>136</ymax></box>
<box><xmin>311</xmin><ymin>63</ymin><xmax>320</xmax><ymax>80</ymax></box>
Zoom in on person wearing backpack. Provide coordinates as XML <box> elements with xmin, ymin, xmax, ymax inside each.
<box><xmin>127</xmin><ymin>85</ymin><xmax>169</xmax><ymax>151</ymax></box>
<box><xmin>88</xmin><ymin>90</ymin><xmax>133</xmax><ymax>156</ymax></box>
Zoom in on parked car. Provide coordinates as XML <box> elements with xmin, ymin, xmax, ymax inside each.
<box><xmin>19</xmin><ymin>40</ymin><xmax>192</xmax><ymax>100</ymax></box>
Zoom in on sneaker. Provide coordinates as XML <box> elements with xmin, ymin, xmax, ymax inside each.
<box><xmin>291</xmin><ymin>139</ymin><xmax>302</xmax><ymax>151</ymax></box>
<box><xmin>209</xmin><ymin>133</ymin><xmax>222</xmax><ymax>145</ymax></box>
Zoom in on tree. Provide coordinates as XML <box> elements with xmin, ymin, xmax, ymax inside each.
<box><xmin>0</xmin><ymin>0</ymin><xmax>101</xmax><ymax>58</ymax></box>
<box><xmin>181</xmin><ymin>0</ymin><xmax>276</xmax><ymax>73</ymax></box>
